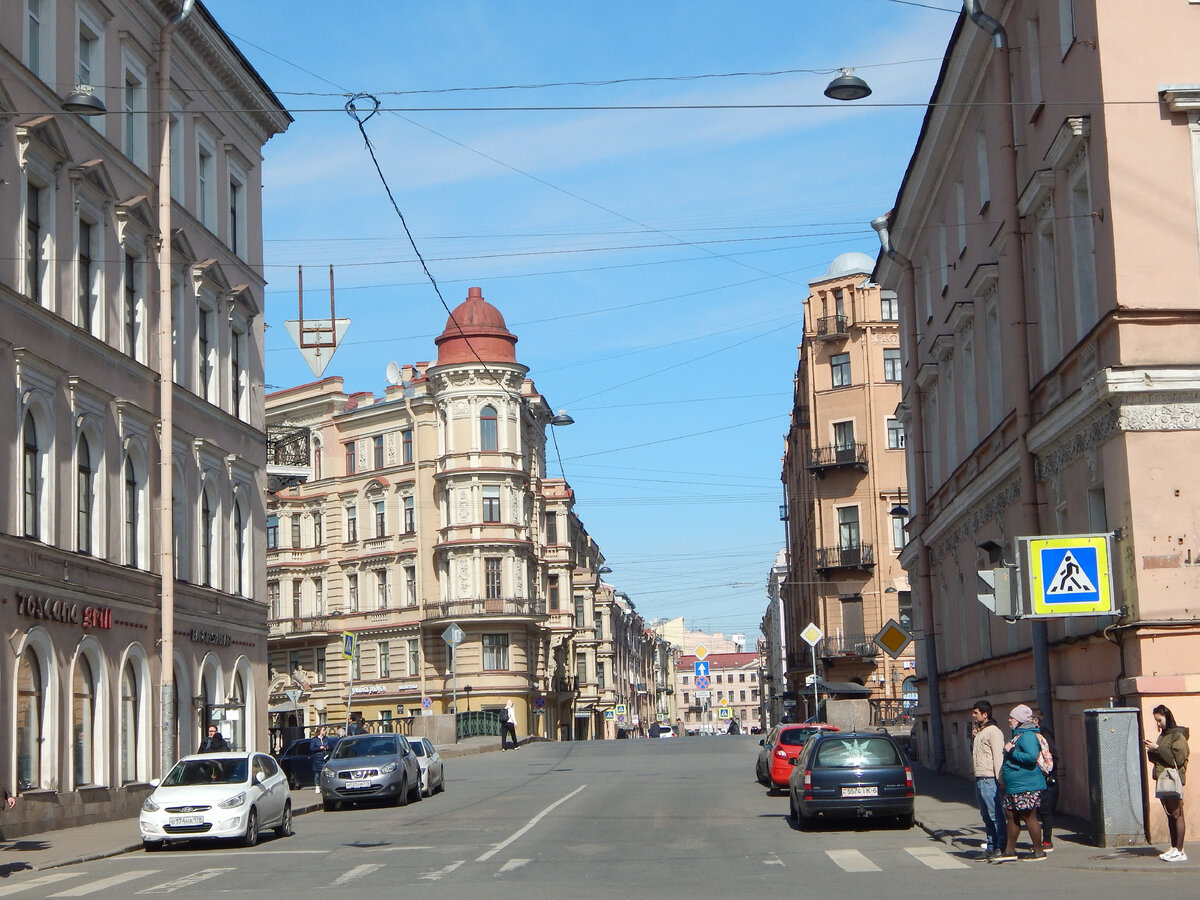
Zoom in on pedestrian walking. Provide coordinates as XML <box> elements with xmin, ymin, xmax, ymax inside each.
<box><xmin>1032</xmin><ymin>707</ymin><xmax>1059</xmax><ymax>852</ymax></box>
<box><xmin>312</xmin><ymin>725</ymin><xmax>332</xmax><ymax>794</ymax></box>
<box><xmin>198</xmin><ymin>724</ymin><xmax>230</xmax><ymax>754</ymax></box>
<box><xmin>992</xmin><ymin>704</ymin><xmax>1047</xmax><ymax>863</ymax></box>
<box><xmin>1144</xmin><ymin>703</ymin><xmax>1189</xmax><ymax>862</ymax></box>
<box><xmin>970</xmin><ymin>700</ymin><xmax>1006</xmax><ymax>860</ymax></box>
<box><xmin>500</xmin><ymin>700</ymin><xmax>519</xmax><ymax>751</ymax></box>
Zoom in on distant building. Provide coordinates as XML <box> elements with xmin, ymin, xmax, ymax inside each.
<box><xmin>675</xmin><ymin>652</ymin><xmax>761</xmax><ymax>733</ymax></box>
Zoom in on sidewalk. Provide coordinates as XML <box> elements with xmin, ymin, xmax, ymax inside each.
<box><xmin>912</xmin><ymin>765</ymin><xmax>1181</xmax><ymax>871</ymax></box>
<box><xmin>0</xmin><ymin>734</ymin><xmax>504</xmax><ymax>878</ymax></box>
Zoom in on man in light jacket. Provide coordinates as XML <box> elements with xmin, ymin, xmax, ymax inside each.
<box><xmin>971</xmin><ymin>700</ymin><xmax>1006</xmax><ymax>859</ymax></box>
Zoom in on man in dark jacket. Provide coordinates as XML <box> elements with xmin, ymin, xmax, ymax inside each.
<box><xmin>198</xmin><ymin>724</ymin><xmax>230</xmax><ymax>753</ymax></box>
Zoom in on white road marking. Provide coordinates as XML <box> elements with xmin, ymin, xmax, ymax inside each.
<box><xmin>361</xmin><ymin>845</ymin><xmax>435</xmax><ymax>852</ymax></box>
<box><xmin>906</xmin><ymin>846</ymin><xmax>970</xmax><ymax>869</ymax></box>
<box><xmin>0</xmin><ymin>873</ymin><xmax>81</xmax><ymax>896</ymax></box>
<box><xmin>763</xmin><ymin>858</ymin><xmax>785</xmax><ymax>866</ymax></box>
<box><xmin>138</xmin><ymin>867</ymin><xmax>235</xmax><ymax>894</ymax></box>
<box><xmin>49</xmin><ymin>871</ymin><xmax>160</xmax><ymax>896</ymax></box>
<box><xmin>329</xmin><ymin>864</ymin><xmax>384</xmax><ymax>886</ymax></box>
<box><xmin>498</xmin><ymin>859</ymin><xmax>531</xmax><ymax>874</ymax></box>
<box><xmin>826</xmin><ymin>849</ymin><xmax>881</xmax><ymax>872</ymax></box>
<box><xmin>476</xmin><ymin>784</ymin><xmax>587</xmax><ymax>862</ymax></box>
<box><xmin>421</xmin><ymin>860</ymin><xmax>465</xmax><ymax>881</ymax></box>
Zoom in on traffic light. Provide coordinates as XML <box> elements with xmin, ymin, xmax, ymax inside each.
<box><xmin>977</xmin><ymin>566</ymin><xmax>1018</xmax><ymax>617</ymax></box>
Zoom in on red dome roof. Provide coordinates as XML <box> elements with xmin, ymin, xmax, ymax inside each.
<box><xmin>434</xmin><ymin>287</ymin><xmax>518</xmax><ymax>365</ymax></box>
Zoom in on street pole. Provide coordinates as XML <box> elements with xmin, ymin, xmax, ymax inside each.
<box><xmin>451</xmin><ymin>644</ymin><xmax>458</xmax><ymax>741</ymax></box>
<box><xmin>811</xmin><ymin>654</ymin><xmax>818</xmax><ymax>723</ymax></box>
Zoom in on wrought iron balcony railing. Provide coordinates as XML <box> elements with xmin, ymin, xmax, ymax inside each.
<box><xmin>817</xmin><ymin>633</ymin><xmax>880</xmax><ymax>659</ymax></box>
<box><xmin>814</xmin><ymin>314</ymin><xmax>850</xmax><ymax>339</ymax></box>
<box><xmin>814</xmin><ymin>543</ymin><xmax>874</xmax><ymax>571</ymax></box>
<box><xmin>431</xmin><ymin>597</ymin><xmax>547</xmax><ymax>618</ymax></box>
<box><xmin>267</xmin><ymin>426</ymin><xmax>311</xmax><ymax>467</ymax></box>
<box><xmin>808</xmin><ymin>442</ymin><xmax>868</xmax><ymax>472</ymax></box>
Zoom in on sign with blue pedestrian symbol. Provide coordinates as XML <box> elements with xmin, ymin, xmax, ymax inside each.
<box><xmin>1019</xmin><ymin>533</ymin><xmax>1116</xmax><ymax>617</ymax></box>
<box><xmin>694</xmin><ymin>661</ymin><xmax>709</xmax><ymax>678</ymax></box>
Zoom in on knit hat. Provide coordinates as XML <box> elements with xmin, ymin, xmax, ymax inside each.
<box><xmin>1009</xmin><ymin>704</ymin><xmax>1034</xmax><ymax>725</ymax></box>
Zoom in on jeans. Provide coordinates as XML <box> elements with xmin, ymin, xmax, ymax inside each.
<box><xmin>975</xmin><ymin>776</ymin><xmax>1005</xmax><ymax>851</ymax></box>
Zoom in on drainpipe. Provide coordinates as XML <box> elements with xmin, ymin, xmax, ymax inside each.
<box><xmin>158</xmin><ymin>0</ymin><xmax>196</xmax><ymax>778</ymax></box>
<box><xmin>872</xmin><ymin>214</ymin><xmax>945</xmax><ymax>771</ymax></box>
<box><xmin>962</xmin><ymin>0</ymin><xmax>1053</xmax><ymax>735</ymax></box>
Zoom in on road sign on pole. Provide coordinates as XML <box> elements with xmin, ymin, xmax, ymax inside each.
<box><xmin>801</xmin><ymin>623</ymin><xmax>823</xmax><ymax>718</ymax></box>
<box><xmin>874</xmin><ymin>620</ymin><xmax>913</xmax><ymax>658</ymax></box>
<box><xmin>693</xmin><ymin>661</ymin><xmax>709</xmax><ymax>678</ymax></box>
<box><xmin>1019</xmin><ymin>533</ymin><xmax>1116</xmax><ymax>617</ymax></box>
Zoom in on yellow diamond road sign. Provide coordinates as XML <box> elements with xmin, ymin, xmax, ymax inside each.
<box><xmin>694</xmin><ymin>643</ymin><xmax>709</xmax><ymax>661</ymax></box>
<box><xmin>873</xmin><ymin>620</ymin><xmax>913</xmax><ymax>658</ymax></box>
<box><xmin>800</xmin><ymin>623</ymin><xmax>823</xmax><ymax>647</ymax></box>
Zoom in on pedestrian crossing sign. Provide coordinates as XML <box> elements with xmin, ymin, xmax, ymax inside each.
<box><xmin>1020</xmin><ymin>533</ymin><xmax>1115</xmax><ymax>617</ymax></box>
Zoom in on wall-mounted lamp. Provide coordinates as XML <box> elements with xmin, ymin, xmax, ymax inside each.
<box><xmin>824</xmin><ymin>68</ymin><xmax>872</xmax><ymax>101</ymax></box>
<box><xmin>549</xmin><ymin>410</ymin><xmax>575</xmax><ymax>426</ymax></box>
<box><xmin>888</xmin><ymin>487</ymin><xmax>909</xmax><ymax>518</ymax></box>
<box><xmin>61</xmin><ymin>83</ymin><xmax>107</xmax><ymax>116</ymax></box>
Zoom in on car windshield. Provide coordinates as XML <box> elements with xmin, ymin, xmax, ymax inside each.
<box><xmin>332</xmin><ymin>737</ymin><xmax>396</xmax><ymax>759</ymax></box>
<box><xmin>815</xmin><ymin>737</ymin><xmax>901</xmax><ymax>768</ymax></box>
<box><xmin>164</xmin><ymin>758</ymin><xmax>249</xmax><ymax>786</ymax></box>
<box><xmin>778</xmin><ymin>728</ymin><xmax>819</xmax><ymax>747</ymax></box>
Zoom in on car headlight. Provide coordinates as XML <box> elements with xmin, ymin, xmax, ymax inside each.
<box><xmin>320</xmin><ymin>767</ymin><xmax>331</xmax><ymax>779</ymax></box>
<box><xmin>380</xmin><ymin>761</ymin><xmax>398</xmax><ymax>774</ymax></box>
<box><xmin>142</xmin><ymin>796</ymin><xmax>161</xmax><ymax>813</ymax></box>
<box><xmin>218</xmin><ymin>792</ymin><xmax>247</xmax><ymax>809</ymax></box>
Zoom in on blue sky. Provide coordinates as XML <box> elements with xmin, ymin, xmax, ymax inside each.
<box><xmin>206</xmin><ymin>0</ymin><xmax>960</xmax><ymax>640</ymax></box>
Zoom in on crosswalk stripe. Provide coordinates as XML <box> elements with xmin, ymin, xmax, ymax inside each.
<box><xmin>0</xmin><ymin>873</ymin><xmax>80</xmax><ymax>896</ymax></box>
<box><xmin>826</xmin><ymin>849</ymin><xmax>881</xmax><ymax>872</ymax></box>
<box><xmin>906</xmin><ymin>846</ymin><xmax>970</xmax><ymax>870</ymax></box>
<box><xmin>49</xmin><ymin>870</ymin><xmax>160</xmax><ymax>896</ymax></box>
<box><xmin>421</xmin><ymin>860</ymin><xmax>464</xmax><ymax>881</ymax></box>
<box><xmin>138</xmin><ymin>867</ymin><xmax>235</xmax><ymax>894</ymax></box>
<box><xmin>499</xmin><ymin>859</ymin><xmax>531</xmax><ymax>873</ymax></box>
<box><xmin>330</xmin><ymin>864</ymin><xmax>384</xmax><ymax>886</ymax></box>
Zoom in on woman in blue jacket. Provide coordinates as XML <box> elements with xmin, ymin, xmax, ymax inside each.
<box><xmin>993</xmin><ymin>704</ymin><xmax>1048</xmax><ymax>863</ymax></box>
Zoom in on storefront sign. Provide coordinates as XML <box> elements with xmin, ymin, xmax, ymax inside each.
<box><xmin>16</xmin><ymin>591</ymin><xmax>112</xmax><ymax>629</ymax></box>
<box><xmin>190</xmin><ymin>627</ymin><xmax>232</xmax><ymax>646</ymax></box>
<box><xmin>351</xmin><ymin>684</ymin><xmax>386</xmax><ymax>695</ymax></box>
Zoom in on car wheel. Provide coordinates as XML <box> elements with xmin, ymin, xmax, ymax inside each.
<box><xmin>767</xmin><ymin>783</ymin><xmax>780</xmax><ymax>796</ymax></box>
<box><xmin>322</xmin><ymin>798</ymin><xmax>339</xmax><ymax>812</ymax></box>
<box><xmin>275</xmin><ymin>801</ymin><xmax>293</xmax><ymax>837</ymax></box>
<box><xmin>242</xmin><ymin>808</ymin><xmax>259</xmax><ymax>847</ymax></box>
<box><xmin>435</xmin><ymin>775</ymin><xmax>445</xmax><ymax>794</ymax></box>
<box><xmin>397</xmin><ymin>776</ymin><xmax>409</xmax><ymax>807</ymax></box>
<box><xmin>408</xmin><ymin>775</ymin><xmax>423</xmax><ymax>803</ymax></box>
<box><xmin>896</xmin><ymin>811</ymin><xmax>915</xmax><ymax>830</ymax></box>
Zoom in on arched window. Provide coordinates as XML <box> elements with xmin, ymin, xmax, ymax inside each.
<box><xmin>23</xmin><ymin>411</ymin><xmax>40</xmax><ymax>538</ymax></box>
<box><xmin>201</xmin><ymin>490</ymin><xmax>214</xmax><ymax>587</ymax></box>
<box><xmin>17</xmin><ymin>647</ymin><xmax>43</xmax><ymax>791</ymax></box>
<box><xmin>480</xmin><ymin>405</ymin><xmax>498</xmax><ymax>452</ymax></box>
<box><xmin>124</xmin><ymin>457</ymin><xmax>140</xmax><ymax>567</ymax></box>
<box><xmin>73</xmin><ymin>655</ymin><xmax>95</xmax><ymax>787</ymax></box>
<box><xmin>77</xmin><ymin>435</ymin><xmax>93</xmax><ymax>554</ymax></box>
<box><xmin>121</xmin><ymin>661</ymin><xmax>138</xmax><ymax>783</ymax></box>
<box><xmin>227</xmin><ymin>672</ymin><xmax>246</xmax><ymax>751</ymax></box>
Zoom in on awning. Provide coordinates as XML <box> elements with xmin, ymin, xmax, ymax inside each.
<box><xmin>814</xmin><ymin>680</ymin><xmax>873</xmax><ymax>697</ymax></box>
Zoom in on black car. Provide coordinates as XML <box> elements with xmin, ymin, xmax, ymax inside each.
<box><xmin>787</xmin><ymin>730</ymin><xmax>914</xmax><ymax>829</ymax></box>
<box><xmin>278</xmin><ymin>736</ymin><xmax>340</xmax><ymax>788</ymax></box>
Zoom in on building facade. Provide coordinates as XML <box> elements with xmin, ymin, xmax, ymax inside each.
<box><xmin>779</xmin><ymin>253</ymin><xmax>916</xmax><ymax>722</ymax></box>
<box><xmin>265</xmin><ymin>288</ymin><xmax>658</xmax><ymax>744</ymax></box>
<box><xmin>0</xmin><ymin>0</ymin><xmax>288</xmax><ymax>834</ymax></box>
<box><xmin>676</xmin><ymin>652</ymin><xmax>761</xmax><ymax>734</ymax></box>
<box><xmin>873</xmin><ymin>0</ymin><xmax>1200</xmax><ymax>841</ymax></box>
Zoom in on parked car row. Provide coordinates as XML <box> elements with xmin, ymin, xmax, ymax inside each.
<box><xmin>139</xmin><ymin>734</ymin><xmax>449</xmax><ymax>851</ymax></box>
<box><xmin>754</xmin><ymin>724</ymin><xmax>914</xmax><ymax>830</ymax></box>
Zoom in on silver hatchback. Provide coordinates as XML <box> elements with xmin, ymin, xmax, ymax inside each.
<box><xmin>319</xmin><ymin>734</ymin><xmax>422</xmax><ymax>811</ymax></box>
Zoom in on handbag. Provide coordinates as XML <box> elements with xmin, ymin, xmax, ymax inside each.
<box><xmin>1156</xmin><ymin>766</ymin><xmax>1184</xmax><ymax>799</ymax></box>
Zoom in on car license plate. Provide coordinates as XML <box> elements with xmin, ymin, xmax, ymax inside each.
<box><xmin>170</xmin><ymin>815</ymin><xmax>204</xmax><ymax>826</ymax></box>
<box><xmin>347</xmin><ymin>779</ymin><xmax>371</xmax><ymax>789</ymax></box>
<box><xmin>842</xmin><ymin>785</ymin><xmax>878</xmax><ymax>798</ymax></box>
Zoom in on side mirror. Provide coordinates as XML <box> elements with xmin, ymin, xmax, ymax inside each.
<box><xmin>254</xmin><ymin>771</ymin><xmax>266</xmax><ymax>784</ymax></box>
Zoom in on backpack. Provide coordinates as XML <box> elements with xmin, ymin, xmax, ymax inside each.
<box><xmin>1034</xmin><ymin>732</ymin><xmax>1054</xmax><ymax>775</ymax></box>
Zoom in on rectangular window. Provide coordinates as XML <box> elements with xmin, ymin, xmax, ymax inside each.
<box><xmin>347</xmin><ymin>573</ymin><xmax>359</xmax><ymax>611</ymax></box>
<box><xmin>228</xmin><ymin>172</ymin><xmax>246</xmax><ymax>257</ymax></box>
<box><xmin>716</xmin><ymin>674</ymin><xmax>723</xmax><ymax>684</ymax></box>
<box><xmin>407</xmin><ymin>638</ymin><xmax>419</xmax><ymax>677</ymax></box>
<box><xmin>313</xmin><ymin>513</ymin><xmax>323</xmax><ymax>546</ymax></box>
<box><xmin>376</xmin><ymin>570</ymin><xmax>388</xmax><ymax>609</ymax></box>
<box><xmin>548</xmin><ymin>574</ymin><xmax>560</xmax><ymax>611</ymax></box>
<box><xmin>374</xmin><ymin>499</ymin><xmax>385</xmax><ymax>537</ymax></box>
<box><xmin>27</xmin><ymin>0</ymin><xmax>44</xmax><ymax>77</ymax></box>
<box><xmin>574</xmin><ymin>595</ymin><xmax>584</xmax><ymax>628</ymax></box>
<box><xmin>596</xmin><ymin>661</ymin><xmax>606</xmax><ymax>690</ymax></box>
<box><xmin>78</xmin><ymin>220</ymin><xmax>96</xmax><ymax>332</ymax></box>
<box><xmin>197</xmin><ymin>143</ymin><xmax>214</xmax><ymax>228</ymax></box>
<box><xmin>373</xmin><ymin>435</ymin><xmax>384</xmax><ymax>469</ymax></box>
<box><xmin>883</xmin><ymin>348</ymin><xmax>901</xmax><ymax>382</ymax></box>
<box><xmin>838</xmin><ymin>506</ymin><xmax>861</xmax><ymax>550</ymax></box>
<box><xmin>880</xmin><ymin>292</ymin><xmax>898</xmax><ymax>322</ymax></box>
<box><xmin>401</xmin><ymin>429</ymin><xmax>413</xmax><ymax>464</ymax></box>
<box><xmin>197</xmin><ymin>307</ymin><xmax>212</xmax><ymax>400</ymax></box>
<box><xmin>123</xmin><ymin>67</ymin><xmax>146</xmax><ymax>168</ymax></box>
<box><xmin>124</xmin><ymin>254</ymin><xmax>140</xmax><ymax>359</ymax></box>
<box><xmin>267</xmin><ymin>582</ymin><xmax>279</xmax><ymax>619</ymax></box>
<box><xmin>593</xmin><ymin>613</ymin><xmax>602</xmax><ymax>640</ymax></box>
<box><xmin>291</xmin><ymin>515</ymin><xmax>301</xmax><ymax>547</ymax></box>
<box><xmin>26</xmin><ymin>184</ymin><xmax>42</xmax><ymax>303</ymax></box>
<box><xmin>351</xmin><ymin>642</ymin><xmax>361</xmax><ymax>681</ymax></box>
<box><xmin>379</xmin><ymin>641</ymin><xmax>390</xmax><ymax>678</ymax></box>
<box><xmin>833</xmin><ymin>421</ymin><xmax>855</xmax><ymax>452</ymax></box>
<box><xmin>404</xmin><ymin>565</ymin><xmax>416</xmax><ymax>606</ymax></box>
<box><xmin>344</xmin><ymin>442</ymin><xmax>356</xmax><ymax>475</ymax></box>
<box><xmin>892</xmin><ymin>514</ymin><xmax>909</xmax><ymax>552</ymax></box>
<box><xmin>483</xmin><ymin>633</ymin><xmax>509</xmax><ymax>671</ymax></box>
<box><xmin>483</xmin><ymin>486</ymin><xmax>501</xmax><ymax>523</ymax></box>
<box><xmin>231</xmin><ymin>328</ymin><xmax>246</xmax><ymax>419</ymax></box>
<box><xmin>831</xmin><ymin>352</ymin><xmax>851</xmax><ymax>388</ymax></box>
<box><xmin>314</xmin><ymin>577</ymin><xmax>324</xmax><ymax>614</ymax></box>
<box><xmin>485</xmin><ymin>558</ymin><xmax>502</xmax><ymax>600</ymax></box>
<box><xmin>403</xmin><ymin>496</ymin><xmax>415</xmax><ymax>533</ymax></box>
<box><xmin>266</xmin><ymin>515</ymin><xmax>279</xmax><ymax>550</ymax></box>
<box><xmin>292</xmin><ymin>582</ymin><xmax>302</xmax><ymax>618</ymax></box>
<box><xmin>576</xmin><ymin>656</ymin><xmax>587</xmax><ymax>685</ymax></box>
<box><xmin>316</xmin><ymin>649</ymin><xmax>326</xmax><ymax>682</ymax></box>
<box><xmin>887</xmin><ymin>418</ymin><xmax>906</xmax><ymax>450</ymax></box>
<box><xmin>345</xmin><ymin>505</ymin><xmax>357</xmax><ymax>542</ymax></box>
<box><xmin>545</xmin><ymin>513</ymin><xmax>558</xmax><ymax>544</ymax></box>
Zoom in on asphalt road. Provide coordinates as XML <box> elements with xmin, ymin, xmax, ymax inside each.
<box><xmin>7</xmin><ymin>736</ymin><xmax>1185</xmax><ymax>898</ymax></box>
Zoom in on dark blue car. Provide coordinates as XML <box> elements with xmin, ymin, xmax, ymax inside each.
<box><xmin>278</xmin><ymin>736</ymin><xmax>340</xmax><ymax>788</ymax></box>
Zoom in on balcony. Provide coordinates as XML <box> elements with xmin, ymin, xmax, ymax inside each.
<box><xmin>807</xmin><ymin>442</ymin><xmax>868</xmax><ymax>474</ymax></box>
<box><xmin>551</xmin><ymin>675</ymin><xmax>579</xmax><ymax>694</ymax></box>
<box><xmin>430</xmin><ymin>597</ymin><xmax>547</xmax><ymax>620</ymax></box>
<box><xmin>267</xmin><ymin>426</ymin><xmax>311</xmax><ymax>493</ymax></box>
<box><xmin>268</xmin><ymin>615</ymin><xmax>331</xmax><ymax>639</ymax></box>
<box><xmin>814</xmin><ymin>543</ymin><xmax>874</xmax><ymax>572</ymax></box>
<box><xmin>814</xmin><ymin>314</ymin><xmax>850</xmax><ymax>340</ymax></box>
<box><xmin>817</xmin><ymin>633</ymin><xmax>880</xmax><ymax>660</ymax></box>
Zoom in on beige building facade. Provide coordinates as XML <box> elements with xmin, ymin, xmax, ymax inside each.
<box><xmin>0</xmin><ymin>0</ymin><xmax>288</xmax><ymax>835</ymax></box>
<box><xmin>873</xmin><ymin>0</ymin><xmax>1200</xmax><ymax>841</ymax></box>
<box><xmin>780</xmin><ymin>254</ymin><xmax>916</xmax><ymax>722</ymax></box>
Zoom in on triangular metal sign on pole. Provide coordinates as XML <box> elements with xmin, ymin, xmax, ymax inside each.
<box><xmin>284</xmin><ymin>318</ymin><xmax>350</xmax><ymax>378</ymax></box>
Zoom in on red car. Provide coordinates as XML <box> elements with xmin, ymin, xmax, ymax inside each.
<box><xmin>755</xmin><ymin>723</ymin><xmax>840</xmax><ymax>792</ymax></box>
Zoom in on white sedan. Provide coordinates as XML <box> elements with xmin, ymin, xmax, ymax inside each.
<box><xmin>139</xmin><ymin>752</ymin><xmax>292</xmax><ymax>850</ymax></box>
<box><xmin>411</xmin><ymin>737</ymin><xmax>445</xmax><ymax>796</ymax></box>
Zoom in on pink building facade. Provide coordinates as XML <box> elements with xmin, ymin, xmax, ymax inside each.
<box><xmin>874</xmin><ymin>1</ymin><xmax>1200</xmax><ymax>843</ymax></box>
